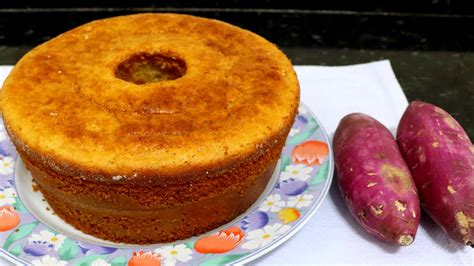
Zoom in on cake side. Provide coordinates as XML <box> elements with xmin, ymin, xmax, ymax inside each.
<box><xmin>22</xmin><ymin>139</ymin><xmax>283</xmax><ymax>244</ymax></box>
<box><xmin>18</xmin><ymin>129</ymin><xmax>288</xmax><ymax>209</ymax></box>
<box><xmin>37</xmin><ymin>165</ymin><xmax>275</xmax><ymax>244</ymax></box>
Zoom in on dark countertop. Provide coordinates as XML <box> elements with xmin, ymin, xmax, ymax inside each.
<box><xmin>0</xmin><ymin>6</ymin><xmax>472</xmax><ymax>138</ymax></box>
<box><xmin>285</xmin><ymin>48</ymin><xmax>474</xmax><ymax>138</ymax></box>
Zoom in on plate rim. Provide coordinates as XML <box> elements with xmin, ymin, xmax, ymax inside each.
<box><xmin>231</xmin><ymin>101</ymin><xmax>334</xmax><ymax>265</ymax></box>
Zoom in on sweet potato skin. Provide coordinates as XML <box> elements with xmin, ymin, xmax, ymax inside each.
<box><xmin>397</xmin><ymin>101</ymin><xmax>474</xmax><ymax>245</ymax></box>
<box><xmin>334</xmin><ymin>113</ymin><xmax>420</xmax><ymax>245</ymax></box>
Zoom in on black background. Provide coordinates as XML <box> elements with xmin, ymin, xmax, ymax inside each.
<box><xmin>2</xmin><ymin>0</ymin><xmax>474</xmax><ymax>50</ymax></box>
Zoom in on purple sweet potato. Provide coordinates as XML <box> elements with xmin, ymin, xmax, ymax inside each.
<box><xmin>334</xmin><ymin>113</ymin><xmax>420</xmax><ymax>245</ymax></box>
<box><xmin>397</xmin><ymin>101</ymin><xmax>474</xmax><ymax>246</ymax></box>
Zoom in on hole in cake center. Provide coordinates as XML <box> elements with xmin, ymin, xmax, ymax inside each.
<box><xmin>115</xmin><ymin>53</ymin><xmax>186</xmax><ymax>84</ymax></box>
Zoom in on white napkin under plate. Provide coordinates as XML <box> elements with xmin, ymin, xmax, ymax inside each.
<box><xmin>0</xmin><ymin>61</ymin><xmax>472</xmax><ymax>265</ymax></box>
<box><xmin>255</xmin><ymin>61</ymin><xmax>473</xmax><ymax>265</ymax></box>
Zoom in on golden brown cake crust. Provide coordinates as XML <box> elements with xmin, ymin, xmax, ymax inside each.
<box><xmin>1</xmin><ymin>13</ymin><xmax>299</xmax><ymax>185</ymax></box>
<box><xmin>1</xmin><ymin>13</ymin><xmax>299</xmax><ymax>243</ymax></box>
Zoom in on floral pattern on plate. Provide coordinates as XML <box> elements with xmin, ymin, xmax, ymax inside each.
<box><xmin>0</xmin><ymin>102</ymin><xmax>333</xmax><ymax>265</ymax></box>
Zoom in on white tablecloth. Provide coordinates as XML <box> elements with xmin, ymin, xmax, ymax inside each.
<box><xmin>254</xmin><ymin>61</ymin><xmax>473</xmax><ymax>265</ymax></box>
<box><xmin>1</xmin><ymin>61</ymin><xmax>472</xmax><ymax>265</ymax></box>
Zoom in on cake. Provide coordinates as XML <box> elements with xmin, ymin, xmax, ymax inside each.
<box><xmin>0</xmin><ymin>13</ymin><xmax>299</xmax><ymax>244</ymax></box>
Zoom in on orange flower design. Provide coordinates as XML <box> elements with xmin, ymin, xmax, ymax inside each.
<box><xmin>128</xmin><ymin>251</ymin><xmax>161</xmax><ymax>266</ymax></box>
<box><xmin>291</xmin><ymin>140</ymin><xmax>329</xmax><ymax>166</ymax></box>
<box><xmin>278</xmin><ymin>208</ymin><xmax>300</xmax><ymax>224</ymax></box>
<box><xmin>194</xmin><ymin>226</ymin><xmax>245</xmax><ymax>254</ymax></box>
<box><xmin>0</xmin><ymin>206</ymin><xmax>20</xmax><ymax>232</ymax></box>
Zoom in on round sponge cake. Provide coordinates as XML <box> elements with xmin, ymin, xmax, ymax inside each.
<box><xmin>1</xmin><ymin>13</ymin><xmax>299</xmax><ymax>244</ymax></box>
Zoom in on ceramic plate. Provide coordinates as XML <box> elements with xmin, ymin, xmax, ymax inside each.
<box><xmin>0</xmin><ymin>102</ymin><xmax>333</xmax><ymax>266</ymax></box>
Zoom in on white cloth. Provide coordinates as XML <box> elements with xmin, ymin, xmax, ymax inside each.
<box><xmin>254</xmin><ymin>61</ymin><xmax>473</xmax><ymax>265</ymax></box>
<box><xmin>0</xmin><ymin>61</ymin><xmax>472</xmax><ymax>265</ymax></box>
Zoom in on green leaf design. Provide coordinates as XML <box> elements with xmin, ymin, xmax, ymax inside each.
<box><xmin>3</xmin><ymin>221</ymin><xmax>39</xmax><ymax>250</ymax></box>
<box><xmin>46</xmin><ymin>228</ymin><xmax>58</xmax><ymax>234</ymax></box>
<box><xmin>13</xmin><ymin>197</ymin><xmax>28</xmax><ymax>213</ymax></box>
<box><xmin>308</xmin><ymin>116</ymin><xmax>318</xmax><ymax>128</ymax></box>
<box><xmin>310</xmin><ymin>160</ymin><xmax>329</xmax><ymax>186</ymax></box>
<box><xmin>110</xmin><ymin>256</ymin><xmax>127</xmax><ymax>266</ymax></box>
<box><xmin>9</xmin><ymin>244</ymin><xmax>22</xmax><ymax>256</ymax></box>
<box><xmin>280</xmin><ymin>155</ymin><xmax>291</xmax><ymax>172</ymax></box>
<box><xmin>74</xmin><ymin>255</ymin><xmax>106</xmax><ymax>266</ymax></box>
<box><xmin>58</xmin><ymin>238</ymin><xmax>80</xmax><ymax>261</ymax></box>
<box><xmin>286</xmin><ymin>118</ymin><xmax>319</xmax><ymax>145</ymax></box>
<box><xmin>185</xmin><ymin>241</ymin><xmax>195</xmax><ymax>250</ymax></box>
<box><xmin>199</xmin><ymin>253</ymin><xmax>249</xmax><ymax>266</ymax></box>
